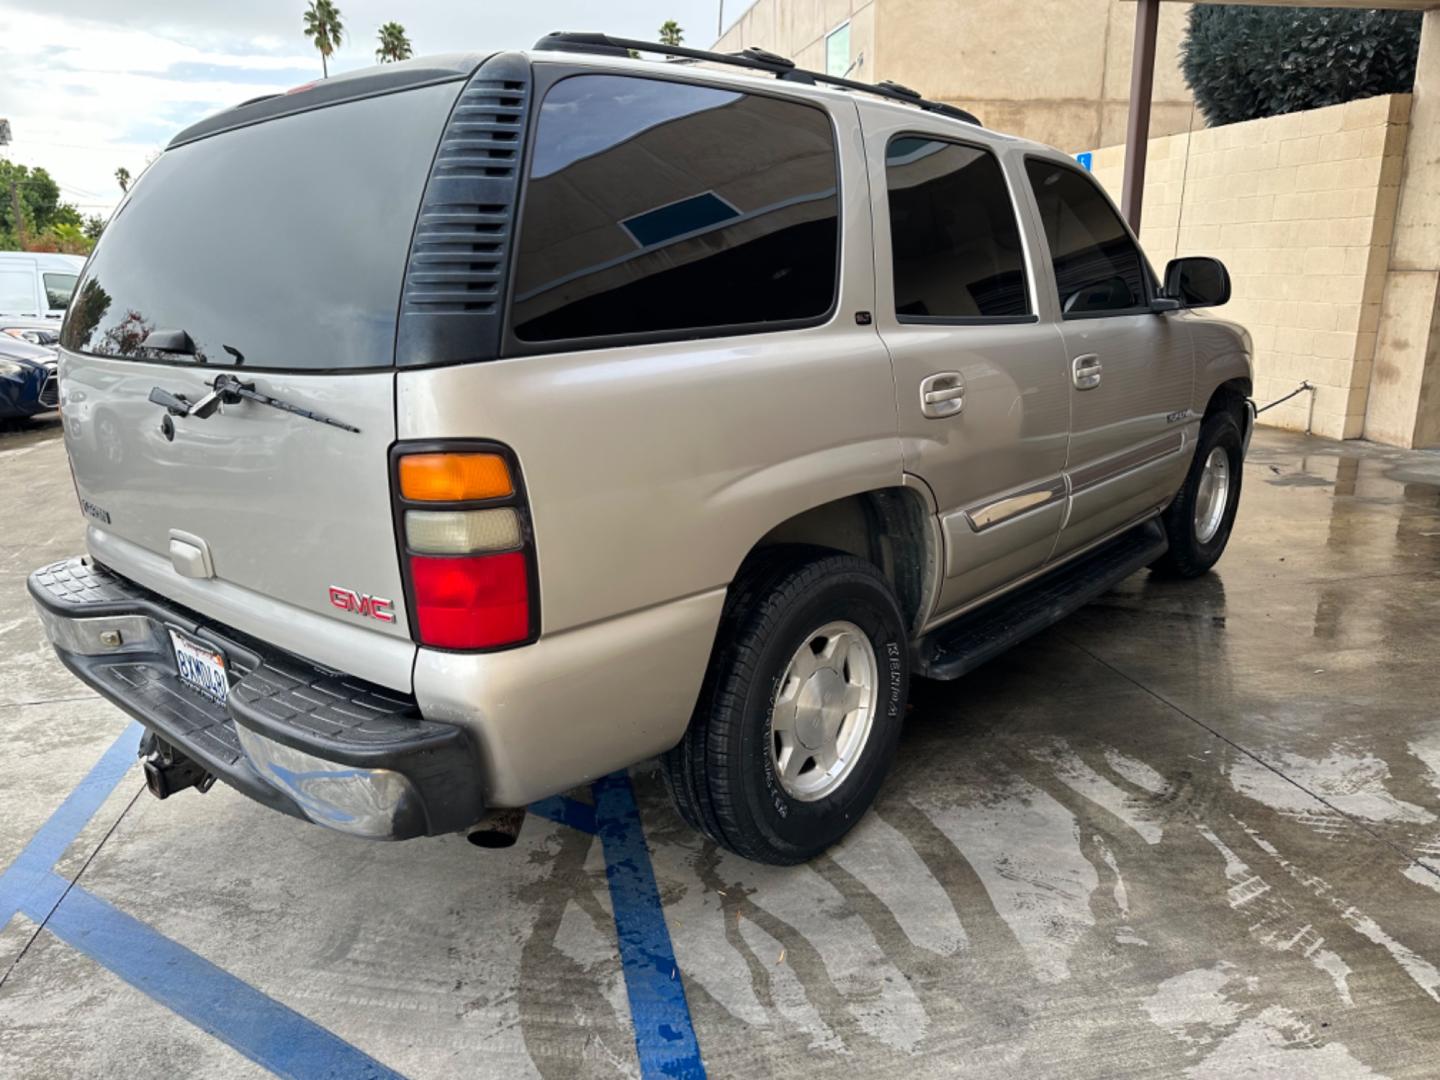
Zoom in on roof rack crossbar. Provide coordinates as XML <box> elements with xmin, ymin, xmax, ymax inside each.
<box><xmin>533</xmin><ymin>31</ymin><xmax>982</xmax><ymax>127</ymax></box>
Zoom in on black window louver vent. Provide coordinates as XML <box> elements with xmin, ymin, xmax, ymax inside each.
<box><xmin>397</xmin><ymin>52</ymin><xmax>531</xmax><ymax>367</ymax></box>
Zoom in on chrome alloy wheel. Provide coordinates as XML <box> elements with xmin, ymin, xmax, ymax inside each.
<box><xmin>1194</xmin><ymin>446</ymin><xmax>1231</xmax><ymax>544</ymax></box>
<box><xmin>769</xmin><ymin>620</ymin><xmax>878</xmax><ymax>802</ymax></box>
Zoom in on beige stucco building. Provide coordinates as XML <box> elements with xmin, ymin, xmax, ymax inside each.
<box><xmin>714</xmin><ymin>0</ymin><xmax>1198</xmax><ymax>153</ymax></box>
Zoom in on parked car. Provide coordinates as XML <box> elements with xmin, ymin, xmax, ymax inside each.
<box><xmin>2</xmin><ymin>317</ymin><xmax>62</xmax><ymax>346</ymax></box>
<box><xmin>0</xmin><ymin>337</ymin><xmax>59</xmax><ymax>419</ymax></box>
<box><xmin>0</xmin><ymin>252</ymin><xmax>85</xmax><ymax>318</ymax></box>
<box><xmin>29</xmin><ymin>37</ymin><xmax>1251</xmax><ymax>864</ymax></box>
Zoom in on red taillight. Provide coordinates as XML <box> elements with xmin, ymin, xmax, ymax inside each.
<box><xmin>410</xmin><ymin>553</ymin><xmax>529</xmax><ymax>650</ymax></box>
<box><xmin>392</xmin><ymin>443</ymin><xmax>537</xmax><ymax>651</ymax></box>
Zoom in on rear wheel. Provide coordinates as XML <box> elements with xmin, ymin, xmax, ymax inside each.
<box><xmin>1152</xmin><ymin>409</ymin><xmax>1244</xmax><ymax>578</ymax></box>
<box><xmin>661</xmin><ymin>551</ymin><xmax>909</xmax><ymax>865</ymax></box>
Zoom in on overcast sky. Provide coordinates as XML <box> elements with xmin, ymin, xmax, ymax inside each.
<box><xmin>0</xmin><ymin>0</ymin><xmax>741</xmax><ymax>219</ymax></box>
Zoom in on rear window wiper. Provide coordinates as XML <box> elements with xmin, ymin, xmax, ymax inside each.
<box><xmin>148</xmin><ymin>372</ymin><xmax>360</xmax><ymax>433</ymax></box>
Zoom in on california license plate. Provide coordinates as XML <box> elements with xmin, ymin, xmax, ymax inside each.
<box><xmin>170</xmin><ymin>630</ymin><xmax>229</xmax><ymax>705</ymax></box>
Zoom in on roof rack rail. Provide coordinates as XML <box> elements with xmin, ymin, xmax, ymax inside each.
<box><xmin>532</xmin><ymin>31</ymin><xmax>982</xmax><ymax>127</ymax></box>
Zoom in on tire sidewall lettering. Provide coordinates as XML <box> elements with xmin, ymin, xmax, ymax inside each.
<box><xmin>752</xmin><ymin>585</ymin><xmax>907</xmax><ymax>846</ymax></box>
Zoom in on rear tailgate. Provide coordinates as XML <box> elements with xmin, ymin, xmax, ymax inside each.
<box><xmin>57</xmin><ymin>80</ymin><xmax>466</xmax><ymax>690</ymax></box>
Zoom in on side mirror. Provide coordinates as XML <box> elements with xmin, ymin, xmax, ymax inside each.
<box><xmin>1161</xmin><ymin>256</ymin><xmax>1230</xmax><ymax>309</ymax></box>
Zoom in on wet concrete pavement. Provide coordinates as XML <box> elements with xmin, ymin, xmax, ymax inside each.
<box><xmin>0</xmin><ymin>417</ymin><xmax>1437</xmax><ymax>1078</ymax></box>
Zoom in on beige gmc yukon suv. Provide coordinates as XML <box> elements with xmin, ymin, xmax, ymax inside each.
<box><xmin>30</xmin><ymin>34</ymin><xmax>1252</xmax><ymax>865</ymax></box>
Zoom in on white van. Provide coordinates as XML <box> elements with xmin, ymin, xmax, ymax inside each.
<box><xmin>0</xmin><ymin>252</ymin><xmax>85</xmax><ymax>318</ymax></box>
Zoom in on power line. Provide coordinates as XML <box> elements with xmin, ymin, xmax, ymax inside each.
<box><xmin>3</xmin><ymin>179</ymin><xmax>117</xmax><ymax>199</ymax></box>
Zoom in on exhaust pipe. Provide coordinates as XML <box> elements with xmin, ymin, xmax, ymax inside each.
<box><xmin>141</xmin><ymin>741</ymin><xmax>214</xmax><ymax>800</ymax></box>
<box><xmin>467</xmin><ymin>807</ymin><xmax>527</xmax><ymax>849</ymax></box>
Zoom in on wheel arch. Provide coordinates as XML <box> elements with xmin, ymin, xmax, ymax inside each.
<box><xmin>738</xmin><ymin>484</ymin><xmax>939</xmax><ymax>637</ymax></box>
<box><xmin>1205</xmin><ymin>376</ymin><xmax>1251</xmax><ymax>419</ymax></box>
<box><xmin>1205</xmin><ymin>376</ymin><xmax>1253</xmax><ymax>445</ymax></box>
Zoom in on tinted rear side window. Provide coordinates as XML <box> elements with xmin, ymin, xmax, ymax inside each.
<box><xmin>511</xmin><ymin>74</ymin><xmax>839</xmax><ymax>344</ymax></box>
<box><xmin>886</xmin><ymin>137</ymin><xmax>1029</xmax><ymax>320</ymax></box>
<box><xmin>61</xmin><ymin>82</ymin><xmax>460</xmax><ymax>370</ymax></box>
<box><xmin>1024</xmin><ymin>160</ymin><xmax>1149</xmax><ymax>317</ymax></box>
<box><xmin>43</xmin><ymin>273</ymin><xmax>78</xmax><ymax>310</ymax></box>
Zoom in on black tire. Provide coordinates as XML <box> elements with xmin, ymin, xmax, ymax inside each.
<box><xmin>1151</xmin><ymin>408</ymin><xmax>1244</xmax><ymax>578</ymax></box>
<box><xmin>660</xmin><ymin>550</ymin><xmax>909</xmax><ymax>865</ymax></box>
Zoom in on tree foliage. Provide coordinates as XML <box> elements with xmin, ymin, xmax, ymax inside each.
<box><xmin>1181</xmin><ymin>5</ymin><xmax>1422</xmax><ymax>127</ymax></box>
<box><xmin>375</xmin><ymin>21</ymin><xmax>412</xmax><ymax>63</ymax></box>
<box><xmin>67</xmin><ymin>278</ymin><xmax>112</xmax><ymax>345</ymax></box>
<box><xmin>303</xmin><ymin>0</ymin><xmax>345</xmax><ymax>78</ymax></box>
<box><xmin>0</xmin><ymin>160</ymin><xmax>90</xmax><ymax>252</ymax></box>
<box><xmin>658</xmin><ymin>20</ymin><xmax>683</xmax><ymax>47</ymax></box>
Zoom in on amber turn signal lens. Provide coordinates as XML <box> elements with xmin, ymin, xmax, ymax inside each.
<box><xmin>399</xmin><ymin>453</ymin><xmax>513</xmax><ymax>502</ymax></box>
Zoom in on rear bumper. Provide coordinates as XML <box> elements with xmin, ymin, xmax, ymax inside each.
<box><xmin>29</xmin><ymin>557</ymin><xmax>485</xmax><ymax>839</ymax></box>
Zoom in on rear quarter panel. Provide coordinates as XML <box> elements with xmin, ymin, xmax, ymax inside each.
<box><xmin>396</xmin><ymin>325</ymin><xmax>900</xmax><ymax>637</ymax></box>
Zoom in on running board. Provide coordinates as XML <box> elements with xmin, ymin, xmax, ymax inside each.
<box><xmin>914</xmin><ymin>520</ymin><xmax>1168</xmax><ymax>680</ymax></box>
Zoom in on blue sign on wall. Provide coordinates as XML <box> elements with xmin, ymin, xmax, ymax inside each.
<box><xmin>1075</xmin><ymin>151</ymin><xmax>1093</xmax><ymax>172</ymax></box>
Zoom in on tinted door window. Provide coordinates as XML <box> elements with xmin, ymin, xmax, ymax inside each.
<box><xmin>60</xmin><ymin>82</ymin><xmax>458</xmax><ymax>369</ymax></box>
<box><xmin>1024</xmin><ymin>160</ymin><xmax>1148</xmax><ymax>317</ymax></box>
<box><xmin>886</xmin><ymin>137</ymin><xmax>1030</xmax><ymax>320</ymax></box>
<box><xmin>43</xmin><ymin>272</ymin><xmax>77</xmax><ymax>310</ymax></box>
<box><xmin>511</xmin><ymin>74</ymin><xmax>839</xmax><ymax>343</ymax></box>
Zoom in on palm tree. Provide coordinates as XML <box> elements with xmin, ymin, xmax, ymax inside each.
<box><xmin>114</xmin><ymin>166</ymin><xmax>131</xmax><ymax>194</ymax></box>
<box><xmin>302</xmin><ymin>0</ymin><xmax>345</xmax><ymax>78</ymax></box>
<box><xmin>375</xmin><ymin>22</ymin><xmax>413</xmax><ymax>63</ymax></box>
<box><xmin>658</xmin><ymin>20</ymin><xmax>684</xmax><ymax>46</ymax></box>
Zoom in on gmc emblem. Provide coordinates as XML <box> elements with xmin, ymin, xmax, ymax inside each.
<box><xmin>328</xmin><ymin>586</ymin><xmax>397</xmax><ymax>624</ymax></box>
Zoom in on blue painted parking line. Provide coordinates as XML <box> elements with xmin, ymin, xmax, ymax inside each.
<box><xmin>0</xmin><ymin>721</ymin><xmax>408</xmax><ymax>1079</ymax></box>
<box><xmin>1</xmin><ymin>725</ymin><xmax>704</xmax><ymax>1079</ymax></box>
<box><xmin>42</xmin><ymin>875</ymin><xmax>405</xmax><ymax>1080</ymax></box>
<box><xmin>593</xmin><ymin>771</ymin><xmax>706</xmax><ymax>1079</ymax></box>
<box><xmin>0</xmin><ymin>720</ymin><xmax>143</xmax><ymax>931</ymax></box>
<box><xmin>530</xmin><ymin>793</ymin><xmax>598</xmax><ymax>835</ymax></box>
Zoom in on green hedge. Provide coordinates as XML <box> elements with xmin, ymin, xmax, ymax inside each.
<box><xmin>1180</xmin><ymin>5</ymin><xmax>1422</xmax><ymax>127</ymax></box>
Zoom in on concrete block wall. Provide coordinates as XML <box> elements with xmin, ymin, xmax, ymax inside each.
<box><xmin>1089</xmin><ymin>95</ymin><xmax>1412</xmax><ymax>441</ymax></box>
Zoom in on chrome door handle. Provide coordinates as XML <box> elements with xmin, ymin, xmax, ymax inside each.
<box><xmin>1072</xmin><ymin>354</ymin><xmax>1103</xmax><ymax>390</ymax></box>
<box><xmin>920</xmin><ymin>372</ymin><xmax>965</xmax><ymax>418</ymax></box>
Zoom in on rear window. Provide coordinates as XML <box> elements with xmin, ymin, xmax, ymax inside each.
<box><xmin>61</xmin><ymin>83</ymin><xmax>459</xmax><ymax>370</ymax></box>
<box><xmin>510</xmin><ymin>74</ymin><xmax>840</xmax><ymax>345</ymax></box>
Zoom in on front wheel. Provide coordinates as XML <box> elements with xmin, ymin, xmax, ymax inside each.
<box><xmin>661</xmin><ymin>551</ymin><xmax>909</xmax><ymax>865</ymax></box>
<box><xmin>1151</xmin><ymin>409</ymin><xmax>1244</xmax><ymax>578</ymax></box>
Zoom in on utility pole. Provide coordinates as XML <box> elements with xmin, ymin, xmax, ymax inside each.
<box><xmin>718</xmin><ymin>1</ymin><xmax>724</xmax><ymax>38</ymax></box>
<box><xmin>8</xmin><ymin>179</ymin><xmax>21</xmax><ymax>246</ymax></box>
